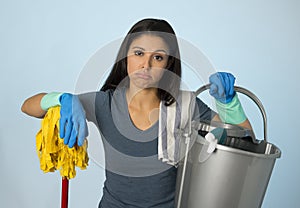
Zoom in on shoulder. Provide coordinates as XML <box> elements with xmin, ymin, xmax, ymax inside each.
<box><xmin>79</xmin><ymin>89</ymin><xmax>114</xmax><ymax>99</ymax></box>
<box><xmin>178</xmin><ymin>90</ymin><xmax>203</xmax><ymax>105</ymax></box>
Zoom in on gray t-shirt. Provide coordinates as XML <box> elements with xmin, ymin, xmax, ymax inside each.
<box><xmin>79</xmin><ymin>87</ymin><xmax>215</xmax><ymax>208</ymax></box>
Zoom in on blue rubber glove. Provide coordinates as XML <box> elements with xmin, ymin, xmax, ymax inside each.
<box><xmin>209</xmin><ymin>72</ymin><xmax>247</xmax><ymax>124</ymax></box>
<box><xmin>59</xmin><ymin>93</ymin><xmax>88</xmax><ymax>148</ymax></box>
<box><xmin>209</xmin><ymin>72</ymin><xmax>236</xmax><ymax>104</ymax></box>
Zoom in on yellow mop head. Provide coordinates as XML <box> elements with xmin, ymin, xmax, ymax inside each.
<box><xmin>36</xmin><ymin>106</ymin><xmax>88</xmax><ymax>179</ymax></box>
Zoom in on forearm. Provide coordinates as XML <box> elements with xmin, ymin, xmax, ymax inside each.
<box><xmin>212</xmin><ymin>114</ymin><xmax>252</xmax><ymax>129</ymax></box>
<box><xmin>209</xmin><ymin>72</ymin><xmax>253</xmax><ymax>130</ymax></box>
<box><xmin>21</xmin><ymin>93</ymin><xmax>47</xmax><ymax>118</ymax></box>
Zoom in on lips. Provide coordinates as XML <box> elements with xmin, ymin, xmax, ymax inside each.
<box><xmin>135</xmin><ymin>72</ymin><xmax>152</xmax><ymax>80</ymax></box>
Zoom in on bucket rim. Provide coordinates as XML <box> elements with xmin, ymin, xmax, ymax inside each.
<box><xmin>196</xmin><ymin>136</ymin><xmax>282</xmax><ymax>159</ymax></box>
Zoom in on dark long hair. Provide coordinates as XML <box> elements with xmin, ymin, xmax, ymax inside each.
<box><xmin>100</xmin><ymin>18</ymin><xmax>182</xmax><ymax>106</ymax></box>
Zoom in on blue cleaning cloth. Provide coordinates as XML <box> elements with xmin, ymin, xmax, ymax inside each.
<box><xmin>210</xmin><ymin>128</ymin><xmax>227</xmax><ymax>144</ymax></box>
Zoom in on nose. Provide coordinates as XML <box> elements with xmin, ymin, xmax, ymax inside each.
<box><xmin>141</xmin><ymin>54</ymin><xmax>152</xmax><ymax>70</ymax></box>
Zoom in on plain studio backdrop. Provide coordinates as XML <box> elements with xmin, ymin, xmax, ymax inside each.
<box><xmin>1</xmin><ymin>0</ymin><xmax>299</xmax><ymax>207</ymax></box>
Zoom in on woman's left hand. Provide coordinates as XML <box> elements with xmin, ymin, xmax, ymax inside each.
<box><xmin>209</xmin><ymin>72</ymin><xmax>236</xmax><ymax>104</ymax></box>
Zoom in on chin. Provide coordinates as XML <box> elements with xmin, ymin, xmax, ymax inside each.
<box><xmin>132</xmin><ymin>80</ymin><xmax>158</xmax><ymax>90</ymax></box>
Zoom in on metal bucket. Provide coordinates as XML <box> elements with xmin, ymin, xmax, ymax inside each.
<box><xmin>175</xmin><ymin>85</ymin><xmax>281</xmax><ymax>208</ymax></box>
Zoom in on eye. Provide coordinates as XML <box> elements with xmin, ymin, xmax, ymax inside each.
<box><xmin>153</xmin><ymin>55</ymin><xmax>164</xmax><ymax>61</ymax></box>
<box><xmin>134</xmin><ymin>50</ymin><xmax>143</xmax><ymax>56</ymax></box>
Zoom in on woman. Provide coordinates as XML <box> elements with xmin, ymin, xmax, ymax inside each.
<box><xmin>21</xmin><ymin>18</ymin><xmax>251</xmax><ymax>208</ymax></box>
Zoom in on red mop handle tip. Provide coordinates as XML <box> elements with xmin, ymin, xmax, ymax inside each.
<box><xmin>61</xmin><ymin>178</ymin><xmax>69</xmax><ymax>208</ymax></box>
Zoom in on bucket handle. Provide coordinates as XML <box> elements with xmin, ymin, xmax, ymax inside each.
<box><xmin>195</xmin><ymin>84</ymin><xmax>267</xmax><ymax>141</ymax></box>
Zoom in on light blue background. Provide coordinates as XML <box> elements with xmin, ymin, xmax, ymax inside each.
<box><xmin>1</xmin><ymin>0</ymin><xmax>299</xmax><ymax>207</ymax></box>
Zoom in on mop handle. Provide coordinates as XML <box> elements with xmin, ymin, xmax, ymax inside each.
<box><xmin>176</xmin><ymin>135</ymin><xmax>191</xmax><ymax>208</ymax></box>
<box><xmin>176</xmin><ymin>93</ymin><xmax>194</xmax><ymax>208</ymax></box>
<box><xmin>195</xmin><ymin>84</ymin><xmax>268</xmax><ymax>141</ymax></box>
<box><xmin>61</xmin><ymin>178</ymin><xmax>69</xmax><ymax>208</ymax></box>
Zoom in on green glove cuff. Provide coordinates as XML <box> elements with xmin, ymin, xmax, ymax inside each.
<box><xmin>40</xmin><ymin>92</ymin><xmax>63</xmax><ymax>110</ymax></box>
<box><xmin>215</xmin><ymin>94</ymin><xmax>247</xmax><ymax>124</ymax></box>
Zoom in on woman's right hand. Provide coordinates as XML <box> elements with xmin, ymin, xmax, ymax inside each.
<box><xmin>59</xmin><ymin>93</ymin><xmax>89</xmax><ymax>148</ymax></box>
<box><xmin>21</xmin><ymin>92</ymin><xmax>89</xmax><ymax>148</ymax></box>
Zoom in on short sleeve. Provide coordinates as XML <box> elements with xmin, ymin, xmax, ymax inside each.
<box><xmin>78</xmin><ymin>91</ymin><xmax>110</xmax><ymax>124</ymax></box>
<box><xmin>78</xmin><ymin>92</ymin><xmax>97</xmax><ymax>124</ymax></box>
<box><xmin>193</xmin><ymin>97</ymin><xmax>217</xmax><ymax>122</ymax></box>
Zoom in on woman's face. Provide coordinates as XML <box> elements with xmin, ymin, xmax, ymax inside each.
<box><xmin>127</xmin><ymin>34</ymin><xmax>169</xmax><ymax>90</ymax></box>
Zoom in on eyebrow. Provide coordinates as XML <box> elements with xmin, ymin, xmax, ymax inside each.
<box><xmin>131</xmin><ymin>46</ymin><xmax>168</xmax><ymax>54</ymax></box>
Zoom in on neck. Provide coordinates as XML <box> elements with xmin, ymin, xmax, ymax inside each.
<box><xmin>126</xmin><ymin>86</ymin><xmax>161</xmax><ymax>130</ymax></box>
<box><xmin>126</xmin><ymin>86</ymin><xmax>160</xmax><ymax>109</ymax></box>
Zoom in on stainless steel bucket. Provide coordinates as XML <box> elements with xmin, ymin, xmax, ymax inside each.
<box><xmin>175</xmin><ymin>85</ymin><xmax>281</xmax><ymax>208</ymax></box>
